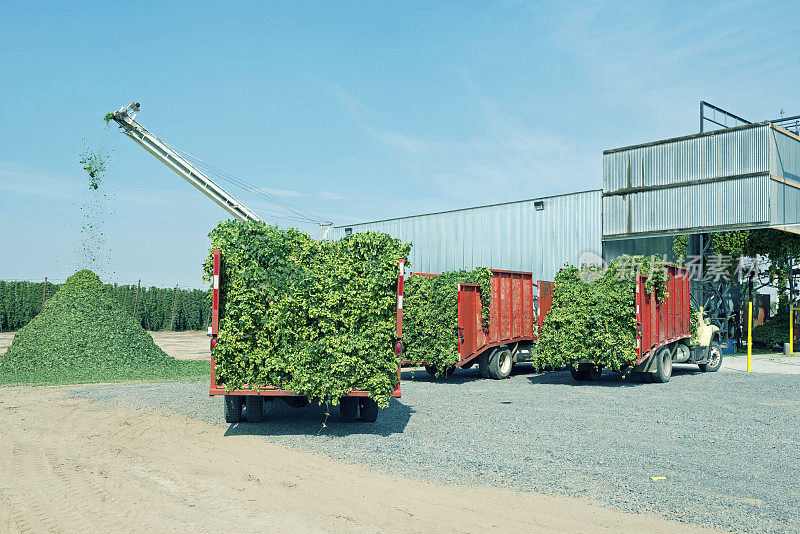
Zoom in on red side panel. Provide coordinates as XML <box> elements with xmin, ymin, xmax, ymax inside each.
<box><xmin>635</xmin><ymin>265</ymin><xmax>690</xmax><ymax>364</ymax></box>
<box><xmin>457</xmin><ymin>284</ymin><xmax>483</xmax><ymax>361</ymax></box>
<box><xmin>522</xmin><ymin>275</ymin><xmax>534</xmax><ymax>338</ymax></box>
<box><xmin>211</xmin><ymin>249</ymin><xmax>220</xmax><ymax>335</ymax></box>
<box><xmin>395</xmin><ymin>259</ymin><xmax>405</xmax><ymax>390</ymax></box>
<box><xmin>537</xmin><ymin>280</ymin><xmax>554</xmax><ymax>331</ymax></box>
<box><xmin>488</xmin><ymin>271</ymin><xmax>534</xmax><ymax>342</ymax></box>
<box><xmin>396</xmin><ymin>258</ymin><xmax>405</xmax><ymax>339</ymax></box>
<box><xmin>210</xmin><ymin>249</ymin><xmax>221</xmax><ymax>390</ymax></box>
<box><xmin>456</xmin><ymin>269</ymin><xmax>535</xmax><ymax>366</ymax></box>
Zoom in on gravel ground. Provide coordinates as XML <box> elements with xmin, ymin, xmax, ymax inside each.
<box><xmin>73</xmin><ymin>365</ymin><xmax>800</xmax><ymax>533</ymax></box>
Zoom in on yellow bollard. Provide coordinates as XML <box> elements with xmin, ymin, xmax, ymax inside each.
<box><xmin>747</xmin><ymin>301</ymin><xmax>752</xmax><ymax>372</ymax></box>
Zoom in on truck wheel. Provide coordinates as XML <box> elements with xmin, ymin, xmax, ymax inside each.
<box><xmin>339</xmin><ymin>397</ymin><xmax>358</xmax><ymax>422</ymax></box>
<box><xmin>224</xmin><ymin>395</ymin><xmax>242</xmax><ymax>423</ymax></box>
<box><xmin>653</xmin><ymin>347</ymin><xmax>673</xmax><ymax>383</ymax></box>
<box><xmin>424</xmin><ymin>364</ymin><xmax>438</xmax><ymax>376</ymax></box>
<box><xmin>586</xmin><ymin>365</ymin><xmax>603</xmax><ymax>381</ymax></box>
<box><xmin>283</xmin><ymin>396</ymin><xmax>309</xmax><ymax>408</ymax></box>
<box><xmin>699</xmin><ymin>341</ymin><xmax>723</xmax><ymax>372</ymax></box>
<box><xmin>478</xmin><ymin>353</ymin><xmax>490</xmax><ymax>378</ymax></box>
<box><xmin>245</xmin><ymin>396</ymin><xmax>264</xmax><ymax>423</ymax></box>
<box><xmin>570</xmin><ymin>367</ymin><xmax>587</xmax><ymax>381</ymax></box>
<box><xmin>488</xmin><ymin>347</ymin><xmax>513</xmax><ymax>379</ymax></box>
<box><xmin>359</xmin><ymin>397</ymin><xmax>379</xmax><ymax>422</ymax></box>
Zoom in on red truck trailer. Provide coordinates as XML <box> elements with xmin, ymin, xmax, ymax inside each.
<box><xmin>409</xmin><ymin>269</ymin><xmax>545</xmax><ymax>379</ymax></box>
<box><xmin>540</xmin><ymin>265</ymin><xmax>723</xmax><ymax>383</ymax></box>
<box><xmin>537</xmin><ymin>280</ymin><xmax>553</xmax><ymax>331</ymax></box>
<box><xmin>457</xmin><ymin>270</ymin><xmax>537</xmax><ymax>379</ymax></box>
<box><xmin>208</xmin><ymin>249</ymin><xmax>405</xmax><ymax>424</ymax></box>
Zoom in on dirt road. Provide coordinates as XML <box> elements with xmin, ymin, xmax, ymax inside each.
<box><xmin>149</xmin><ymin>330</ymin><xmax>210</xmax><ymax>360</ymax></box>
<box><xmin>0</xmin><ymin>386</ymin><xmax>717</xmax><ymax>533</ymax></box>
<box><xmin>0</xmin><ymin>333</ymin><xmax>13</xmax><ymax>356</ymax></box>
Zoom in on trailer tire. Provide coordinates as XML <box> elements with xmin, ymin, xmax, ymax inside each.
<box><xmin>699</xmin><ymin>341</ymin><xmax>723</xmax><ymax>372</ymax></box>
<box><xmin>224</xmin><ymin>395</ymin><xmax>242</xmax><ymax>423</ymax></box>
<box><xmin>339</xmin><ymin>397</ymin><xmax>358</xmax><ymax>422</ymax></box>
<box><xmin>478</xmin><ymin>353</ymin><xmax>490</xmax><ymax>378</ymax></box>
<box><xmin>488</xmin><ymin>347</ymin><xmax>513</xmax><ymax>379</ymax></box>
<box><xmin>359</xmin><ymin>397</ymin><xmax>379</xmax><ymax>422</ymax></box>
<box><xmin>586</xmin><ymin>365</ymin><xmax>603</xmax><ymax>381</ymax></box>
<box><xmin>570</xmin><ymin>367</ymin><xmax>587</xmax><ymax>381</ymax></box>
<box><xmin>245</xmin><ymin>396</ymin><xmax>265</xmax><ymax>423</ymax></box>
<box><xmin>652</xmin><ymin>347</ymin><xmax>673</xmax><ymax>383</ymax></box>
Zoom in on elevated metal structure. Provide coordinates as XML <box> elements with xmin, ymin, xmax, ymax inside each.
<box><xmin>700</xmin><ymin>101</ymin><xmax>751</xmax><ymax>133</ymax></box>
<box><xmin>701</xmin><ymin>100</ymin><xmax>800</xmax><ymax>135</ymax></box>
<box><xmin>603</xmin><ymin>124</ymin><xmax>800</xmax><ymax>239</ymax></box>
<box><xmin>110</xmin><ymin>103</ymin><xmax>262</xmax><ymax>222</ymax></box>
<box><xmin>109</xmin><ymin>102</ymin><xmax>333</xmax><ymax>234</ymax></box>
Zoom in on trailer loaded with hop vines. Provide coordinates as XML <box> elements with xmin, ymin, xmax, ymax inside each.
<box><xmin>403</xmin><ymin>268</ymin><xmax>548</xmax><ymax>379</ymax></box>
<box><xmin>535</xmin><ymin>256</ymin><xmax>724</xmax><ymax>383</ymax></box>
<box><xmin>205</xmin><ymin>223</ymin><xmax>409</xmax><ymax>424</ymax></box>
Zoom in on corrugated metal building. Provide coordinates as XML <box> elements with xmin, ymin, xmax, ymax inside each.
<box><xmin>333</xmin><ymin>122</ymin><xmax>800</xmax><ymax>281</ymax></box>
<box><xmin>602</xmin><ymin>123</ymin><xmax>800</xmax><ymax>240</ymax></box>
<box><xmin>331</xmin><ymin>190</ymin><xmax>602</xmax><ymax>282</ymax></box>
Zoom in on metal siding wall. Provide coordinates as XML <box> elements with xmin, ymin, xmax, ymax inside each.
<box><xmin>602</xmin><ymin>175</ymin><xmax>771</xmax><ymax>236</ymax></box>
<box><xmin>772</xmin><ymin>128</ymin><xmax>800</xmax><ymax>183</ymax></box>
<box><xmin>334</xmin><ymin>191</ymin><xmax>601</xmax><ymax>282</ymax></box>
<box><xmin>603</xmin><ymin>125</ymin><xmax>771</xmax><ymax>193</ymax></box>
<box><xmin>770</xmin><ymin>180</ymin><xmax>800</xmax><ymax>228</ymax></box>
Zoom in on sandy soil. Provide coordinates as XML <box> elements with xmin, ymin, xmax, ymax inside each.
<box><xmin>0</xmin><ymin>387</ymin><xmax>718</xmax><ymax>534</ymax></box>
<box><xmin>149</xmin><ymin>330</ymin><xmax>210</xmax><ymax>360</ymax></box>
<box><xmin>0</xmin><ymin>333</ymin><xmax>13</xmax><ymax>356</ymax></box>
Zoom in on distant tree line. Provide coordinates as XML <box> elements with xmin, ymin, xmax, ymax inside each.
<box><xmin>0</xmin><ymin>280</ymin><xmax>210</xmax><ymax>332</ymax></box>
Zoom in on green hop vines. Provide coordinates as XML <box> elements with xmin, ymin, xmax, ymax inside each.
<box><xmin>203</xmin><ymin>221</ymin><xmax>410</xmax><ymax>408</ymax></box>
<box><xmin>534</xmin><ymin>255</ymin><xmax>670</xmax><ymax>373</ymax></box>
<box><xmin>402</xmin><ymin>268</ymin><xmax>492</xmax><ymax>375</ymax></box>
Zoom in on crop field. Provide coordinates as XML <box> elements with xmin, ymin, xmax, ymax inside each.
<box><xmin>0</xmin><ymin>280</ymin><xmax>210</xmax><ymax>333</ymax></box>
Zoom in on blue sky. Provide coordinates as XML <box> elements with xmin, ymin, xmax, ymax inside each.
<box><xmin>1</xmin><ymin>1</ymin><xmax>798</xmax><ymax>287</ymax></box>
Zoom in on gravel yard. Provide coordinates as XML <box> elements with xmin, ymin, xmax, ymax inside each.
<box><xmin>74</xmin><ymin>365</ymin><xmax>800</xmax><ymax>533</ymax></box>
